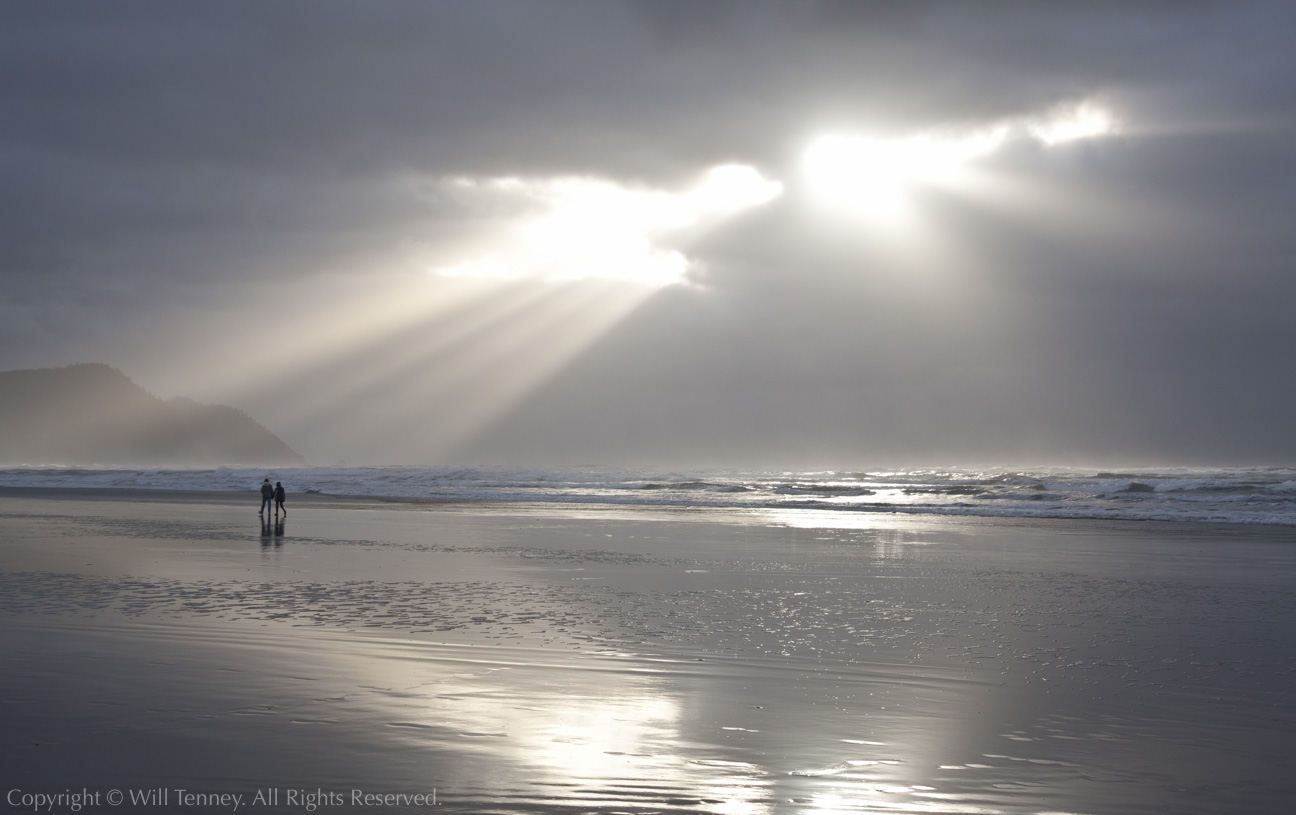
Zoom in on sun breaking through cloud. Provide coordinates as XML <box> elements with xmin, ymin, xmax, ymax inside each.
<box><xmin>802</xmin><ymin>100</ymin><xmax>1121</xmax><ymax>221</ymax></box>
<box><xmin>803</xmin><ymin>128</ymin><xmax>1009</xmax><ymax>220</ymax></box>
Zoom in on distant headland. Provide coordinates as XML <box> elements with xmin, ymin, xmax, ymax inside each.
<box><xmin>0</xmin><ymin>363</ymin><xmax>305</xmax><ymax>466</ymax></box>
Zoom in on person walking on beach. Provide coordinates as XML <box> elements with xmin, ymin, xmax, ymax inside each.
<box><xmin>259</xmin><ymin>478</ymin><xmax>274</xmax><ymax>515</ymax></box>
<box><xmin>274</xmin><ymin>481</ymin><xmax>287</xmax><ymax>516</ymax></box>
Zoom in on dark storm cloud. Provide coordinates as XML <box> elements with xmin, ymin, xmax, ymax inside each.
<box><xmin>3</xmin><ymin>1</ymin><xmax>1296</xmax><ymax>464</ymax></box>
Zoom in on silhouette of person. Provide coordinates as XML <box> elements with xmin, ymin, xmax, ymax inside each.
<box><xmin>274</xmin><ymin>481</ymin><xmax>287</xmax><ymax>516</ymax></box>
<box><xmin>259</xmin><ymin>478</ymin><xmax>274</xmax><ymax>515</ymax></box>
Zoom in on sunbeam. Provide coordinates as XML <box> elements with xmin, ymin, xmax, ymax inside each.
<box><xmin>162</xmin><ymin>163</ymin><xmax>780</xmax><ymax>464</ymax></box>
<box><xmin>412</xmin><ymin>281</ymin><xmax>655</xmax><ymax>462</ymax></box>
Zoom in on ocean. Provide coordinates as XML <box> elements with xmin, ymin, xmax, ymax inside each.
<box><xmin>2</xmin><ymin>464</ymin><xmax>1294</xmax><ymax>525</ymax></box>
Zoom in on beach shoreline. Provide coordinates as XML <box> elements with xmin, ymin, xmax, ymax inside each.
<box><xmin>3</xmin><ymin>489</ymin><xmax>1295</xmax><ymax>813</ymax></box>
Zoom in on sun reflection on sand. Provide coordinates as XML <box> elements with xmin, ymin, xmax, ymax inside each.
<box><xmin>292</xmin><ymin>626</ymin><xmax>1024</xmax><ymax>815</ymax></box>
<box><xmin>313</xmin><ymin>637</ymin><xmax>782</xmax><ymax>812</ymax></box>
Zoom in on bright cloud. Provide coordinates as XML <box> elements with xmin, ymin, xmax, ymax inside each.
<box><xmin>436</xmin><ymin>165</ymin><xmax>782</xmax><ymax>287</ymax></box>
<box><xmin>1029</xmin><ymin>102</ymin><xmax>1117</xmax><ymax>145</ymax></box>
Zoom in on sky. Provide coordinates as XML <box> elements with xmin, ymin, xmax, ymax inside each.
<box><xmin>3</xmin><ymin>0</ymin><xmax>1295</xmax><ymax>468</ymax></box>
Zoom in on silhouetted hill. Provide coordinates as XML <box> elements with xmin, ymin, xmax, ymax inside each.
<box><xmin>0</xmin><ymin>363</ymin><xmax>305</xmax><ymax>466</ymax></box>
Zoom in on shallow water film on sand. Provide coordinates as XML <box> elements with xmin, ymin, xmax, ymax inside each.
<box><xmin>2</xmin><ymin>489</ymin><xmax>1295</xmax><ymax>814</ymax></box>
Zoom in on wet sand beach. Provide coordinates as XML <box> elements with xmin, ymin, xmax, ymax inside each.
<box><xmin>2</xmin><ymin>488</ymin><xmax>1295</xmax><ymax>814</ymax></box>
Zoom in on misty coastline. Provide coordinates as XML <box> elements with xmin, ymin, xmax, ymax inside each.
<box><xmin>0</xmin><ymin>364</ymin><xmax>303</xmax><ymax>468</ymax></box>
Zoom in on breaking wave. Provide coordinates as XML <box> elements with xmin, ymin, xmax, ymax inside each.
<box><xmin>2</xmin><ymin>465</ymin><xmax>1296</xmax><ymax>525</ymax></box>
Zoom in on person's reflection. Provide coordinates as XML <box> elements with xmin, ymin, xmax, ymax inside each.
<box><xmin>274</xmin><ymin>517</ymin><xmax>285</xmax><ymax>544</ymax></box>
<box><xmin>260</xmin><ymin>515</ymin><xmax>273</xmax><ymax>547</ymax></box>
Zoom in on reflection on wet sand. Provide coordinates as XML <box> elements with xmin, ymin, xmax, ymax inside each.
<box><xmin>312</xmin><ymin>632</ymin><xmax>1022</xmax><ymax>813</ymax></box>
<box><xmin>315</xmin><ymin>634</ymin><xmax>750</xmax><ymax>812</ymax></box>
<box><xmin>4</xmin><ymin>614</ymin><xmax>1005</xmax><ymax>813</ymax></box>
<box><xmin>2</xmin><ymin>492</ymin><xmax>1295</xmax><ymax>813</ymax></box>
